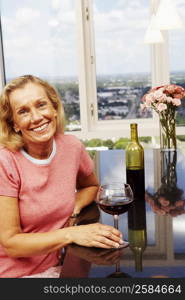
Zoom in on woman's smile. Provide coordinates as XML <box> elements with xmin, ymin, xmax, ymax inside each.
<box><xmin>30</xmin><ymin>122</ymin><xmax>50</xmax><ymax>133</ymax></box>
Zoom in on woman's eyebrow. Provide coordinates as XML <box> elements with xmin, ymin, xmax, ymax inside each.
<box><xmin>15</xmin><ymin>104</ymin><xmax>28</xmax><ymax>112</ymax></box>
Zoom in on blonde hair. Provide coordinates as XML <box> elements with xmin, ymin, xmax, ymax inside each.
<box><xmin>0</xmin><ymin>74</ymin><xmax>65</xmax><ymax>152</ymax></box>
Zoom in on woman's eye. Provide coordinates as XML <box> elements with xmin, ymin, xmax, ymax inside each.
<box><xmin>18</xmin><ymin>109</ymin><xmax>27</xmax><ymax>115</ymax></box>
<box><xmin>38</xmin><ymin>102</ymin><xmax>47</xmax><ymax>108</ymax></box>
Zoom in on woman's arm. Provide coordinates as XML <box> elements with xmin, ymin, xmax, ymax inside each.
<box><xmin>0</xmin><ymin>196</ymin><xmax>123</xmax><ymax>258</ymax></box>
<box><xmin>0</xmin><ymin>195</ymin><xmax>72</xmax><ymax>257</ymax></box>
<box><xmin>72</xmin><ymin>172</ymin><xmax>99</xmax><ymax>216</ymax></box>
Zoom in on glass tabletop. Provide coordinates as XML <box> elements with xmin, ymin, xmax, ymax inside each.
<box><xmin>61</xmin><ymin>149</ymin><xmax>185</xmax><ymax>278</ymax></box>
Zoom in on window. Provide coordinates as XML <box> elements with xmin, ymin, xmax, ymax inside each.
<box><xmin>0</xmin><ymin>0</ymin><xmax>81</xmax><ymax>131</ymax></box>
<box><xmin>1</xmin><ymin>0</ymin><xmax>183</xmax><ymax>140</ymax></box>
<box><xmin>169</xmin><ymin>0</ymin><xmax>185</xmax><ymax>127</ymax></box>
<box><xmin>93</xmin><ymin>0</ymin><xmax>151</xmax><ymax>122</ymax></box>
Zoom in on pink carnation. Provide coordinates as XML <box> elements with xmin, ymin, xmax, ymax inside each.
<box><xmin>140</xmin><ymin>103</ymin><xmax>146</xmax><ymax>111</ymax></box>
<box><xmin>145</xmin><ymin>94</ymin><xmax>154</xmax><ymax>106</ymax></box>
<box><xmin>166</xmin><ymin>96</ymin><xmax>173</xmax><ymax>103</ymax></box>
<box><xmin>141</xmin><ymin>84</ymin><xmax>184</xmax><ymax>116</ymax></box>
<box><xmin>165</xmin><ymin>85</ymin><xmax>176</xmax><ymax>94</ymax></box>
<box><xmin>157</xmin><ymin>103</ymin><xmax>167</xmax><ymax>112</ymax></box>
<box><xmin>153</xmin><ymin>89</ymin><xmax>164</xmax><ymax>100</ymax></box>
<box><xmin>172</xmin><ymin>98</ymin><xmax>181</xmax><ymax>106</ymax></box>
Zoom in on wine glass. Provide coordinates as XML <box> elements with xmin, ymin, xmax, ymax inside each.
<box><xmin>97</xmin><ymin>182</ymin><xmax>134</xmax><ymax>248</ymax></box>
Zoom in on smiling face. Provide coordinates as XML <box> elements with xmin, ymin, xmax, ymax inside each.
<box><xmin>9</xmin><ymin>82</ymin><xmax>57</xmax><ymax>152</ymax></box>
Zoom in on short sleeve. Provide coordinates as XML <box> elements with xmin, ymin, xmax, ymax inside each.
<box><xmin>78</xmin><ymin>143</ymin><xmax>94</xmax><ymax>178</ymax></box>
<box><xmin>0</xmin><ymin>151</ymin><xmax>20</xmax><ymax>198</ymax></box>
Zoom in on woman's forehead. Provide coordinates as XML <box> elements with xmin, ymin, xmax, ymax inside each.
<box><xmin>9</xmin><ymin>83</ymin><xmax>48</xmax><ymax>106</ymax></box>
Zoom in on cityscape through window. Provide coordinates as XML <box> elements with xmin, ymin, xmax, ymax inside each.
<box><xmin>93</xmin><ymin>0</ymin><xmax>152</xmax><ymax>121</ymax></box>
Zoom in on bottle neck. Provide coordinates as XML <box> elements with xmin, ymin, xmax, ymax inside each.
<box><xmin>131</xmin><ymin>126</ymin><xmax>139</xmax><ymax>142</ymax></box>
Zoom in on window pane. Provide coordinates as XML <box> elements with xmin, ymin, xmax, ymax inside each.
<box><xmin>0</xmin><ymin>0</ymin><xmax>81</xmax><ymax>131</ymax></box>
<box><xmin>93</xmin><ymin>0</ymin><xmax>151</xmax><ymax>121</ymax></box>
<box><xmin>169</xmin><ymin>0</ymin><xmax>185</xmax><ymax>126</ymax></box>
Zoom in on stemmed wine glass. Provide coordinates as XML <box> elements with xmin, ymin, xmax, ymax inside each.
<box><xmin>97</xmin><ymin>182</ymin><xmax>134</xmax><ymax>248</ymax></box>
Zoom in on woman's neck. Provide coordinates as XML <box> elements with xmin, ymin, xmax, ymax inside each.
<box><xmin>23</xmin><ymin>139</ymin><xmax>54</xmax><ymax>160</ymax></box>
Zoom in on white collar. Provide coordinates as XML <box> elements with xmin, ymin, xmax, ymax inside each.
<box><xmin>20</xmin><ymin>139</ymin><xmax>56</xmax><ymax>165</ymax></box>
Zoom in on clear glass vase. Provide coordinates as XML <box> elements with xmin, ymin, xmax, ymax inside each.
<box><xmin>159</xmin><ymin>113</ymin><xmax>177</xmax><ymax>151</ymax></box>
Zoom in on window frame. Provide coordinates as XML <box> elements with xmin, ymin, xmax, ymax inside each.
<box><xmin>75</xmin><ymin>0</ymin><xmax>159</xmax><ymax>139</ymax></box>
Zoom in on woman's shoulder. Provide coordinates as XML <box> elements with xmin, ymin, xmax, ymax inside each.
<box><xmin>0</xmin><ymin>145</ymin><xmax>13</xmax><ymax>157</ymax></box>
<box><xmin>0</xmin><ymin>146</ymin><xmax>18</xmax><ymax>165</ymax></box>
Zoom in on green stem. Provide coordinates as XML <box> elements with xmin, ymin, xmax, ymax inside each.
<box><xmin>159</xmin><ymin>107</ymin><xmax>176</xmax><ymax>149</ymax></box>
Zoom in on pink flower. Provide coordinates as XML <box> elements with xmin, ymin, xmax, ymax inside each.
<box><xmin>141</xmin><ymin>84</ymin><xmax>185</xmax><ymax>116</ymax></box>
<box><xmin>158</xmin><ymin>94</ymin><xmax>168</xmax><ymax>103</ymax></box>
<box><xmin>157</xmin><ymin>103</ymin><xmax>167</xmax><ymax>112</ymax></box>
<box><xmin>172</xmin><ymin>98</ymin><xmax>181</xmax><ymax>106</ymax></box>
<box><xmin>145</xmin><ymin>94</ymin><xmax>154</xmax><ymax>106</ymax></box>
<box><xmin>164</xmin><ymin>84</ymin><xmax>185</xmax><ymax>98</ymax></box>
<box><xmin>166</xmin><ymin>96</ymin><xmax>173</xmax><ymax>103</ymax></box>
<box><xmin>153</xmin><ymin>89</ymin><xmax>164</xmax><ymax>100</ymax></box>
<box><xmin>173</xmin><ymin>93</ymin><xmax>184</xmax><ymax>99</ymax></box>
<box><xmin>165</xmin><ymin>85</ymin><xmax>176</xmax><ymax>94</ymax></box>
<box><xmin>140</xmin><ymin>103</ymin><xmax>146</xmax><ymax>111</ymax></box>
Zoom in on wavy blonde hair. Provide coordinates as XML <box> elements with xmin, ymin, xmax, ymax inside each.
<box><xmin>0</xmin><ymin>75</ymin><xmax>65</xmax><ymax>152</ymax></box>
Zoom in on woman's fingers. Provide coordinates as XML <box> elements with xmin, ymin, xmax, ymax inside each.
<box><xmin>70</xmin><ymin>222</ymin><xmax>124</xmax><ymax>248</ymax></box>
<box><xmin>95</xmin><ymin>234</ymin><xmax>123</xmax><ymax>248</ymax></box>
<box><xmin>91</xmin><ymin>240</ymin><xmax>119</xmax><ymax>249</ymax></box>
<box><xmin>98</xmin><ymin>224</ymin><xmax>122</xmax><ymax>237</ymax></box>
<box><xmin>101</xmin><ymin>228</ymin><xmax>122</xmax><ymax>243</ymax></box>
<box><xmin>89</xmin><ymin>224</ymin><xmax>124</xmax><ymax>248</ymax></box>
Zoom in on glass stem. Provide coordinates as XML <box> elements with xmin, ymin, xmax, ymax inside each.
<box><xmin>113</xmin><ymin>214</ymin><xmax>119</xmax><ymax>230</ymax></box>
<box><xmin>115</xmin><ymin>261</ymin><xmax>120</xmax><ymax>273</ymax></box>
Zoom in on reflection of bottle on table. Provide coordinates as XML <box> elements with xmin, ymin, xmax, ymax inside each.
<box><xmin>125</xmin><ymin>123</ymin><xmax>145</xmax><ymax>200</ymax></box>
<box><xmin>128</xmin><ymin>200</ymin><xmax>147</xmax><ymax>272</ymax></box>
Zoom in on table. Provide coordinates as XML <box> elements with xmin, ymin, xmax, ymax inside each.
<box><xmin>60</xmin><ymin>149</ymin><xmax>185</xmax><ymax>278</ymax></box>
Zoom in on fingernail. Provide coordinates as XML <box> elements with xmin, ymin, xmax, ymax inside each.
<box><xmin>120</xmin><ymin>239</ymin><xmax>124</xmax><ymax>244</ymax></box>
<box><xmin>115</xmin><ymin>243</ymin><xmax>120</xmax><ymax>248</ymax></box>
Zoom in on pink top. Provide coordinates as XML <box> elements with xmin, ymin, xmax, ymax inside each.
<box><xmin>0</xmin><ymin>134</ymin><xmax>93</xmax><ymax>278</ymax></box>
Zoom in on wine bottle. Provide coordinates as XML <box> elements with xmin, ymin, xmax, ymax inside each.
<box><xmin>128</xmin><ymin>200</ymin><xmax>147</xmax><ymax>272</ymax></box>
<box><xmin>125</xmin><ymin>123</ymin><xmax>145</xmax><ymax>200</ymax></box>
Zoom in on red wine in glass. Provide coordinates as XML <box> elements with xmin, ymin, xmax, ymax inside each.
<box><xmin>97</xmin><ymin>183</ymin><xmax>134</xmax><ymax>248</ymax></box>
<box><xmin>98</xmin><ymin>197</ymin><xmax>133</xmax><ymax>215</ymax></box>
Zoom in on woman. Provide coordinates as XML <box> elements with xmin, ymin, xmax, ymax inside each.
<box><xmin>0</xmin><ymin>75</ymin><xmax>123</xmax><ymax>278</ymax></box>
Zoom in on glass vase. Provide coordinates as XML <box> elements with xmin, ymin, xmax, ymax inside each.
<box><xmin>159</xmin><ymin>113</ymin><xmax>177</xmax><ymax>151</ymax></box>
<box><xmin>161</xmin><ymin>150</ymin><xmax>177</xmax><ymax>186</ymax></box>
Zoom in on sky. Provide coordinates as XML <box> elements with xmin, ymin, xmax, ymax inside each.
<box><xmin>0</xmin><ymin>0</ymin><xmax>185</xmax><ymax>79</ymax></box>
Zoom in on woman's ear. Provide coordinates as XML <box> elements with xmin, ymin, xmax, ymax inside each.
<box><xmin>14</xmin><ymin>124</ymin><xmax>20</xmax><ymax>133</ymax></box>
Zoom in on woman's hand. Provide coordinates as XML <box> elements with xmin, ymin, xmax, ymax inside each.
<box><xmin>67</xmin><ymin>222</ymin><xmax>124</xmax><ymax>249</ymax></box>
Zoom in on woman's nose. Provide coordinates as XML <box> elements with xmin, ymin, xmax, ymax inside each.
<box><xmin>30</xmin><ymin>109</ymin><xmax>43</xmax><ymax>122</ymax></box>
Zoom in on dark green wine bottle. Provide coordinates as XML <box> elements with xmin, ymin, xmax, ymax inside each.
<box><xmin>125</xmin><ymin>123</ymin><xmax>145</xmax><ymax>200</ymax></box>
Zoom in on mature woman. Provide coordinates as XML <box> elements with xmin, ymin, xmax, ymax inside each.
<box><xmin>0</xmin><ymin>75</ymin><xmax>123</xmax><ymax>278</ymax></box>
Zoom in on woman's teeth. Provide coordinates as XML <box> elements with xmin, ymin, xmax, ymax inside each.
<box><xmin>32</xmin><ymin>123</ymin><xmax>48</xmax><ymax>132</ymax></box>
